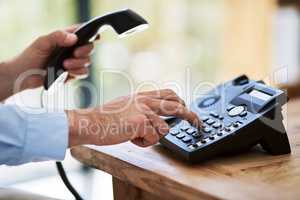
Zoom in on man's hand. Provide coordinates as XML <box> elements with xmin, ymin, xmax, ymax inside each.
<box><xmin>6</xmin><ymin>26</ymin><xmax>95</xmax><ymax>91</ymax></box>
<box><xmin>67</xmin><ymin>89</ymin><xmax>202</xmax><ymax>148</ymax></box>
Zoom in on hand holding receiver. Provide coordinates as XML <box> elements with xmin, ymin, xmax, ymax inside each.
<box><xmin>44</xmin><ymin>9</ymin><xmax>149</xmax><ymax>90</ymax></box>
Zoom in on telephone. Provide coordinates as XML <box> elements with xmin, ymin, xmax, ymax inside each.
<box><xmin>160</xmin><ymin>75</ymin><xmax>291</xmax><ymax>162</ymax></box>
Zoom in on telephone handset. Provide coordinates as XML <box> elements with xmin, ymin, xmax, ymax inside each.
<box><xmin>160</xmin><ymin>75</ymin><xmax>291</xmax><ymax>162</ymax></box>
<box><xmin>43</xmin><ymin>9</ymin><xmax>148</xmax><ymax>91</ymax></box>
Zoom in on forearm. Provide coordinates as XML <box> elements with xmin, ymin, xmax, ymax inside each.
<box><xmin>66</xmin><ymin>109</ymin><xmax>110</xmax><ymax>147</ymax></box>
<box><xmin>66</xmin><ymin>110</ymin><xmax>92</xmax><ymax>147</ymax></box>
<box><xmin>0</xmin><ymin>60</ymin><xmax>18</xmax><ymax>101</ymax></box>
<box><xmin>0</xmin><ymin>58</ymin><xmax>43</xmax><ymax>101</ymax></box>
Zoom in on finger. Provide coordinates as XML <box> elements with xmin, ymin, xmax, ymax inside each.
<box><xmin>145</xmin><ymin>99</ymin><xmax>202</xmax><ymax>128</ymax></box>
<box><xmin>131</xmin><ymin>138</ymin><xmax>148</xmax><ymax>147</ymax></box>
<box><xmin>64</xmin><ymin>58</ymin><xmax>91</xmax><ymax>69</ymax></box>
<box><xmin>132</xmin><ymin>118</ymin><xmax>160</xmax><ymax>147</ymax></box>
<box><xmin>65</xmin><ymin>24</ymin><xmax>80</xmax><ymax>33</ymax></box>
<box><xmin>144</xmin><ymin>110</ymin><xmax>170</xmax><ymax>137</ymax></box>
<box><xmin>68</xmin><ymin>67</ymin><xmax>89</xmax><ymax>76</ymax></box>
<box><xmin>139</xmin><ymin>89</ymin><xmax>186</xmax><ymax>106</ymax></box>
<box><xmin>34</xmin><ymin>31</ymin><xmax>78</xmax><ymax>52</ymax></box>
<box><xmin>48</xmin><ymin>31</ymin><xmax>77</xmax><ymax>47</ymax></box>
<box><xmin>143</xmin><ymin>124</ymin><xmax>160</xmax><ymax>147</ymax></box>
<box><xmin>73</xmin><ymin>43</ymin><xmax>94</xmax><ymax>58</ymax></box>
<box><xmin>132</xmin><ymin>138</ymin><xmax>159</xmax><ymax>148</ymax></box>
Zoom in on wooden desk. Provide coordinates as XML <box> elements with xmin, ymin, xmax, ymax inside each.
<box><xmin>71</xmin><ymin>99</ymin><xmax>300</xmax><ymax>200</ymax></box>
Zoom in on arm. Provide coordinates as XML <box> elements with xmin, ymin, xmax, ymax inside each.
<box><xmin>0</xmin><ymin>89</ymin><xmax>201</xmax><ymax>166</ymax></box>
<box><xmin>0</xmin><ymin>61</ymin><xmax>16</xmax><ymax>101</ymax></box>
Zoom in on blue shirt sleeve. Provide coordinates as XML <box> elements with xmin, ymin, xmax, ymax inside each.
<box><xmin>0</xmin><ymin>104</ymin><xmax>68</xmax><ymax>166</ymax></box>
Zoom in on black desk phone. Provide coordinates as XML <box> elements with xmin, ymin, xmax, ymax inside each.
<box><xmin>160</xmin><ymin>75</ymin><xmax>291</xmax><ymax>162</ymax></box>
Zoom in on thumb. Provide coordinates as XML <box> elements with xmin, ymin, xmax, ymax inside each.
<box><xmin>33</xmin><ymin>30</ymin><xmax>78</xmax><ymax>53</ymax></box>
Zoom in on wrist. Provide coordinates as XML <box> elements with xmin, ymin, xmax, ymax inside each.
<box><xmin>66</xmin><ymin>110</ymin><xmax>81</xmax><ymax>147</ymax></box>
<box><xmin>66</xmin><ymin>108</ymin><xmax>109</xmax><ymax>147</ymax></box>
<box><xmin>0</xmin><ymin>60</ymin><xmax>20</xmax><ymax>101</ymax></box>
<box><xmin>0</xmin><ymin>59</ymin><xmax>29</xmax><ymax>92</ymax></box>
<box><xmin>0</xmin><ymin>60</ymin><xmax>15</xmax><ymax>81</ymax></box>
<box><xmin>66</xmin><ymin>109</ymin><xmax>98</xmax><ymax>147</ymax></box>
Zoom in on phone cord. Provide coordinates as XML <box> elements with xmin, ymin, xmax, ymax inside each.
<box><xmin>56</xmin><ymin>161</ymin><xmax>84</xmax><ymax>200</ymax></box>
<box><xmin>41</xmin><ymin>88</ymin><xmax>84</xmax><ymax>200</ymax></box>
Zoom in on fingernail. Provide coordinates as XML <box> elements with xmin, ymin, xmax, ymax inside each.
<box><xmin>64</xmin><ymin>60</ymin><xmax>70</xmax><ymax>67</ymax></box>
<box><xmin>84</xmin><ymin>62</ymin><xmax>91</xmax><ymax>68</ymax></box>
<box><xmin>160</xmin><ymin>127</ymin><xmax>170</xmax><ymax>136</ymax></box>
<box><xmin>89</xmin><ymin>49</ymin><xmax>95</xmax><ymax>56</ymax></box>
<box><xmin>72</xmin><ymin>74</ymin><xmax>89</xmax><ymax>80</ymax></box>
<box><xmin>65</xmin><ymin>34</ymin><xmax>77</xmax><ymax>43</ymax></box>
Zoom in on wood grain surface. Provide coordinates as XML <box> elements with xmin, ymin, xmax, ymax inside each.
<box><xmin>71</xmin><ymin>99</ymin><xmax>300</xmax><ymax>200</ymax></box>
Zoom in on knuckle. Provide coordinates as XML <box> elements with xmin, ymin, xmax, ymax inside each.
<box><xmin>82</xmin><ymin>68</ymin><xmax>89</xmax><ymax>73</ymax></box>
<box><xmin>86</xmin><ymin>58</ymin><xmax>91</xmax><ymax>63</ymax></box>
<box><xmin>147</xmin><ymin>135</ymin><xmax>158</xmax><ymax>144</ymax></box>
<box><xmin>50</xmin><ymin>30</ymin><xmax>68</xmax><ymax>45</ymax></box>
<box><xmin>164</xmin><ymin>89</ymin><xmax>175</xmax><ymax>95</ymax></box>
<box><xmin>174</xmin><ymin>103</ymin><xmax>184</xmax><ymax>110</ymax></box>
<box><xmin>52</xmin><ymin>30</ymin><xmax>65</xmax><ymax>39</ymax></box>
<box><xmin>137</xmin><ymin>95</ymin><xmax>150</xmax><ymax>104</ymax></box>
<box><xmin>36</xmin><ymin>35</ymin><xmax>47</xmax><ymax>43</ymax></box>
<box><xmin>135</xmin><ymin>114</ymin><xmax>148</xmax><ymax>125</ymax></box>
<box><xmin>88</xmin><ymin>43</ymin><xmax>94</xmax><ymax>49</ymax></box>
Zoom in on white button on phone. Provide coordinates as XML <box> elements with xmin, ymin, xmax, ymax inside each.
<box><xmin>228</xmin><ymin>106</ymin><xmax>245</xmax><ymax>117</ymax></box>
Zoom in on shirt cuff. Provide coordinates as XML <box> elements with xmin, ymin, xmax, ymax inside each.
<box><xmin>20</xmin><ymin>111</ymin><xmax>69</xmax><ymax>163</ymax></box>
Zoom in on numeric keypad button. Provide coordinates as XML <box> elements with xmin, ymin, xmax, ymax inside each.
<box><xmin>239</xmin><ymin>111</ymin><xmax>247</xmax><ymax>117</ymax></box>
<box><xmin>212</xmin><ymin>122</ymin><xmax>222</xmax><ymax>129</ymax></box>
<box><xmin>209</xmin><ymin>136</ymin><xmax>215</xmax><ymax>140</ymax></box>
<box><xmin>180</xmin><ymin>125</ymin><xmax>190</xmax><ymax>131</ymax></box>
<box><xmin>217</xmin><ymin>131</ymin><xmax>223</xmax><ymax>137</ymax></box>
<box><xmin>182</xmin><ymin>137</ymin><xmax>192</xmax><ymax>143</ymax></box>
<box><xmin>224</xmin><ymin>127</ymin><xmax>231</xmax><ymax>132</ymax></box>
<box><xmin>203</xmin><ymin>127</ymin><xmax>212</xmax><ymax>133</ymax></box>
<box><xmin>210</xmin><ymin>112</ymin><xmax>219</xmax><ymax>118</ymax></box>
<box><xmin>233</xmin><ymin>122</ymin><xmax>239</xmax><ymax>128</ymax></box>
<box><xmin>227</xmin><ymin>105</ymin><xmax>235</xmax><ymax>111</ymax></box>
<box><xmin>170</xmin><ymin>129</ymin><xmax>180</xmax><ymax>136</ymax></box>
<box><xmin>206</xmin><ymin>119</ymin><xmax>215</xmax><ymax>125</ymax></box>
<box><xmin>192</xmin><ymin>133</ymin><xmax>201</xmax><ymax>139</ymax></box>
<box><xmin>201</xmin><ymin>116</ymin><xmax>209</xmax><ymax>122</ymax></box>
<box><xmin>176</xmin><ymin>133</ymin><xmax>185</xmax><ymax>139</ymax></box>
<box><xmin>186</xmin><ymin>128</ymin><xmax>196</xmax><ymax>135</ymax></box>
<box><xmin>188</xmin><ymin>144</ymin><xmax>198</xmax><ymax>150</ymax></box>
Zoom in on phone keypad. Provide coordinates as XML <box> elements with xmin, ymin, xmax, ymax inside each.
<box><xmin>168</xmin><ymin>108</ymin><xmax>248</xmax><ymax>151</ymax></box>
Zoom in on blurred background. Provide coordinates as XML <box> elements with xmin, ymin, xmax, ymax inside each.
<box><xmin>0</xmin><ymin>0</ymin><xmax>299</xmax><ymax>199</ymax></box>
